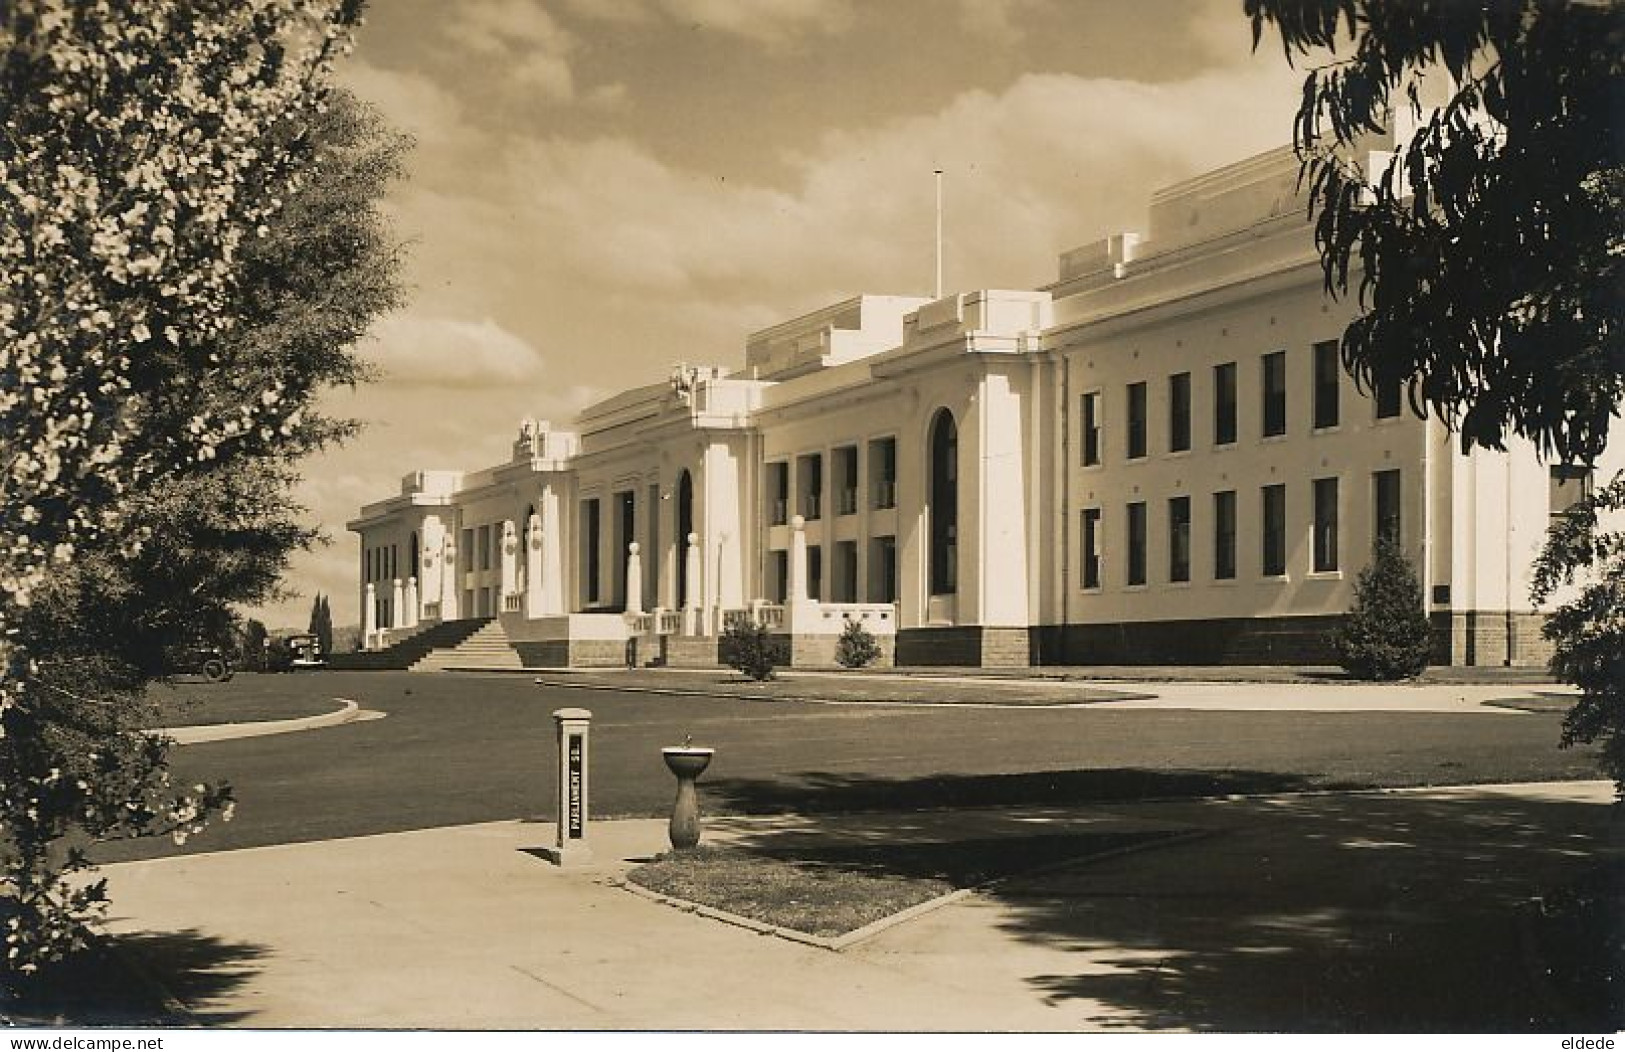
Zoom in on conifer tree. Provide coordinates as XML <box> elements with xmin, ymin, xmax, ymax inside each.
<box><xmin>1333</xmin><ymin>536</ymin><xmax>1433</xmax><ymax>680</ymax></box>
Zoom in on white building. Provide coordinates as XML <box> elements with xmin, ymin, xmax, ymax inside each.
<box><xmin>348</xmin><ymin>143</ymin><xmax>1620</xmax><ymax>669</ymax></box>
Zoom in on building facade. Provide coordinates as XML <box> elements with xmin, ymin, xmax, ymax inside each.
<box><xmin>348</xmin><ymin>143</ymin><xmax>1619</xmax><ymax>668</ymax></box>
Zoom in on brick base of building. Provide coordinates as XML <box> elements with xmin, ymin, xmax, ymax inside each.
<box><xmin>513</xmin><ymin>639</ymin><xmax>628</xmax><ymax>668</ymax></box>
<box><xmin>1431</xmin><ymin>610</ymin><xmax>1553</xmax><ymax>668</ymax></box>
<box><xmin>895</xmin><ymin>626</ymin><xmax>1033</xmax><ymax>668</ymax></box>
<box><xmin>660</xmin><ymin>636</ymin><xmax>720</xmax><ymax>668</ymax></box>
<box><xmin>1032</xmin><ymin>615</ymin><xmax>1345</xmax><ymax>666</ymax></box>
<box><xmin>1022</xmin><ymin>611</ymin><xmax>1552</xmax><ymax>668</ymax></box>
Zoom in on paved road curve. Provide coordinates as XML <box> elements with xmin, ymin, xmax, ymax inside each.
<box><xmin>95</xmin><ymin>670</ymin><xmax>1600</xmax><ymax>862</ymax></box>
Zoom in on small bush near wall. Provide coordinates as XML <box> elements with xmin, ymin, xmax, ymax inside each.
<box><xmin>835</xmin><ymin>619</ymin><xmax>882</xmax><ymax>669</ymax></box>
<box><xmin>1333</xmin><ymin>536</ymin><xmax>1433</xmax><ymax>680</ymax></box>
<box><xmin>720</xmin><ymin>621</ymin><xmax>785</xmax><ymax>681</ymax></box>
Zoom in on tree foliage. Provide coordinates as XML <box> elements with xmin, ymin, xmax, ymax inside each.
<box><xmin>1333</xmin><ymin>535</ymin><xmax>1434</xmax><ymax>680</ymax></box>
<box><xmin>309</xmin><ymin>593</ymin><xmax>334</xmax><ymax>657</ymax></box>
<box><xmin>1</xmin><ymin>0</ymin><xmax>404</xmax><ymax>981</ymax></box>
<box><xmin>1531</xmin><ymin>471</ymin><xmax>1625</xmax><ymax>797</ymax></box>
<box><xmin>834</xmin><ymin>618</ymin><xmax>882</xmax><ymax>670</ymax></box>
<box><xmin>719</xmin><ymin>619</ymin><xmax>785</xmax><ymax>682</ymax></box>
<box><xmin>1247</xmin><ymin>0</ymin><xmax>1625</xmax><ymax>465</ymax></box>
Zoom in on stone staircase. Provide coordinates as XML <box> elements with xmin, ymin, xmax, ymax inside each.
<box><xmin>412</xmin><ymin>620</ymin><xmax>525</xmax><ymax>672</ymax></box>
<box><xmin>328</xmin><ymin>618</ymin><xmax>493</xmax><ymax>670</ymax></box>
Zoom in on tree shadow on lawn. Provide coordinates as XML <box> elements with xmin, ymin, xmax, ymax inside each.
<box><xmin>987</xmin><ymin>791</ymin><xmax>1622</xmax><ymax>1032</ymax></box>
<box><xmin>703</xmin><ymin>768</ymin><xmax>1621</xmax><ymax>1032</ymax></box>
<box><xmin>702</xmin><ymin>766</ymin><xmax>1336</xmax><ymax>816</ymax></box>
<box><xmin>3</xmin><ymin>928</ymin><xmax>264</xmax><ymax>1025</ymax></box>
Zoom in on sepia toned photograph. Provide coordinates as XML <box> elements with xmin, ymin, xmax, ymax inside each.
<box><xmin>2</xmin><ymin>0</ymin><xmax>1621</xmax><ymax>1037</ymax></box>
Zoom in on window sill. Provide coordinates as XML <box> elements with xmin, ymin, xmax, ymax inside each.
<box><xmin>1213</xmin><ymin>440</ymin><xmax>1238</xmax><ymax>451</ymax></box>
<box><xmin>1260</xmin><ymin>433</ymin><xmax>1289</xmax><ymax>444</ymax></box>
<box><xmin>1307</xmin><ymin>569</ymin><xmax>1343</xmax><ymax>580</ymax></box>
<box><xmin>1312</xmin><ymin>424</ymin><xmax>1342</xmax><ymax>436</ymax></box>
<box><xmin>1166</xmin><ymin>579</ymin><xmax>1192</xmax><ymax>589</ymax></box>
<box><xmin>1123</xmin><ymin>583</ymin><xmax>1149</xmax><ymax>592</ymax></box>
<box><xmin>1165</xmin><ymin>449</ymin><xmax>1192</xmax><ymax>460</ymax></box>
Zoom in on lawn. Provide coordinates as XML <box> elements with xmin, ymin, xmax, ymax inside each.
<box><xmin>627</xmin><ymin>829</ymin><xmax>1183</xmax><ymax>938</ymax></box>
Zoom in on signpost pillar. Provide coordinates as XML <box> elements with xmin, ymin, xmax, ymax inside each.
<box><xmin>545</xmin><ymin>707</ymin><xmax>593</xmax><ymax>867</ymax></box>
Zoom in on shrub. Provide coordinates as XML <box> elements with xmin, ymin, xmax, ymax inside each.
<box><xmin>719</xmin><ymin>620</ymin><xmax>785</xmax><ymax>681</ymax></box>
<box><xmin>1333</xmin><ymin>535</ymin><xmax>1433</xmax><ymax>680</ymax></box>
<box><xmin>834</xmin><ymin>618</ymin><xmax>882</xmax><ymax>669</ymax></box>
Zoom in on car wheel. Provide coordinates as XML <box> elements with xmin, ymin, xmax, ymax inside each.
<box><xmin>201</xmin><ymin>658</ymin><xmax>230</xmax><ymax>682</ymax></box>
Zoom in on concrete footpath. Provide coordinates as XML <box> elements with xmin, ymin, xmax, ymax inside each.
<box><xmin>97</xmin><ymin>779</ymin><xmax>1621</xmax><ymax>1031</ymax></box>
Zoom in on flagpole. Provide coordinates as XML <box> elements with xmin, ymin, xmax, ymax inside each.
<box><xmin>933</xmin><ymin>169</ymin><xmax>944</xmax><ymax>300</ymax></box>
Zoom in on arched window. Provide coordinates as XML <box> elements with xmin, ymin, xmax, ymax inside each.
<box><xmin>677</xmin><ymin>470</ymin><xmax>694</xmax><ymax>605</ymax></box>
<box><xmin>929</xmin><ymin>409</ymin><xmax>958</xmax><ymax>595</ymax></box>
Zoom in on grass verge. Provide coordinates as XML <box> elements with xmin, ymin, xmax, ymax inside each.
<box><xmin>626</xmin><ymin>829</ymin><xmax>1181</xmax><ymax>939</ymax></box>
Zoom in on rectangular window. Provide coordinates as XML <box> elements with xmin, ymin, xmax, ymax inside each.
<box><xmin>1262</xmin><ymin>351</ymin><xmax>1287</xmax><ymax>437</ymax></box>
<box><xmin>807</xmin><ymin>545</ymin><xmax>823</xmax><ymax>602</ymax></box>
<box><xmin>835</xmin><ymin>445</ymin><xmax>859</xmax><ymax>516</ymax></box>
<box><xmin>1080</xmin><ymin>391</ymin><xmax>1102</xmax><ymax>466</ymax></box>
<box><xmin>1313</xmin><ymin>341</ymin><xmax>1340</xmax><ymax>429</ymax></box>
<box><xmin>461</xmin><ymin>528</ymin><xmax>474</xmax><ymax>572</ymax></box>
<box><xmin>767</xmin><ymin>462</ymin><xmax>789</xmax><ymax>525</ymax></box>
<box><xmin>1313</xmin><ymin>477</ymin><xmax>1339</xmax><ymax>572</ymax></box>
<box><xmin>1081</xmin><ymin>507</ymin><xmax>1102</xmax><ymax>589</ymax></box>
<box><xmin>1126</xmin><ymin>502</ymin><xmax>1147</xmax><ymax>586</ymax></box>
<box><xmin>1214</xmin><ymin>490</ymin><xmax>1237</xmax><ymax>580</ymax></box>
<box><xmin>769</xmin><ymin>550</ymin><xmax>788</xmax><ymax>604</ymax></box>
<box><xmin>1214</xmin><ymin>362</ymin><xmax>1238</xmax><ymax>445</ymax></box>
<box><xmin>799</xmin><ymin>452</ymin><xmax>825</xmax><ymax>523</ymax></box>
<box><xmin>1126</xmin><ymin>382</ymin><xmax>1147</xmax><ymax>459</ymax></box>
<box><xmin>478</xmin><ymin>526</ymin><xmax>491</xmax><ymax>571</ymax></box>
<box><xmin>1168</xmin><ymin>495</ymin><xmax>1191</xmax><ymax>583</ymax></box>
<box><xmin>1169</xmin><ymin>372</ymin><xmax>1191</xmax><ymax>453</ymax></box>
<box><xmin>1262</xmin><ymin>484</ymin><xmax>1287</xmax><ymax>576</ymax></box>
<box><xmin>869</xmin><ymin>536</ymin><xmax>897</xmax><ymax>603</ymax></box>
<box><xmin>1374</xmin><ymin>469</ymin><xmax>1402</xmax><ymax>546</ymax></box>
<box><xmin>833</xmin><ymin>540</ymin><xmax>858</xmax><ymax>602</ymax></box>
<box><xmin>869</xmin><ymin>438</ymin><xmax>897</xmax><ymax>509</ymax></box>
<box><xmin>798</xmin><ymin>453</ymin><xmax>823</xmax><ymax>521</ymax></box>
<box><xmin>1550</xmin><ymin>465</ymin><xmax>1595</xmax><ymax>520</ymax></box>
<box><xmin>581</xmin><ymin>501</ymin><xmax>600</xmax><ymax>604</ymax></box>
<box><xmin>1375</xmin><ymin>376</ymin><xmax>1403</xmax><ymax>419</ymax></box>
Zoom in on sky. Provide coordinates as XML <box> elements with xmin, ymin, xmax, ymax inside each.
<box><xmin>253</xmin><ymin>0</ymin><xmax>1309</xmax><ymax>630</ymax></box>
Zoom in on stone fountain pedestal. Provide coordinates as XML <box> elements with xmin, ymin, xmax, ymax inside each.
<box><xmin>661</xmin><ymin>746</ymin><xmax>714</xmax><ymax>850</ymax></box>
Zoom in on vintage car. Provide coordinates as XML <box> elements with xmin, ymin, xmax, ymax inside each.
<box><xmin>286</xmin><ymin>633</ymin><xmax>325</xmax><ymax>669</ymax></box>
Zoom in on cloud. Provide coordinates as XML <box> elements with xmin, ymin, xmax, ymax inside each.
<box><xmin>365</xmin><ymin>314</ymin><xmax>548</xmax><ymax>388</ymax></box>
<box><xmin>562</xmin><ymin>0</ymin><xmax>853</xmax><ymax>44</ymax></box>
<box><xmin>443</xmin><ymin>0</ymin><xmax>578</xmax><ymax>100</ymax></box>
<box><xmin>955</xmin><ymin>0</ymin><xmax>1052</xmax><ymax>46</ymax></box>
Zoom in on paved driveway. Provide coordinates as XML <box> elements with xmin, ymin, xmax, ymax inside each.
<box><xmin>95</xmin><ymin>671</ymin><xmax>1602</xmax><ymax>862</ymax></box>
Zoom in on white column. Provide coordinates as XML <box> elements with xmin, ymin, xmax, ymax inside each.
<box><xmin>363</xmin><ymin>582</ymin><xmax>378</xmax><ymax>649</ymax></box>
<box><xmin>404</xmin><ymin>576</ymin><xmax>419</xmax><ymax>628</ymax></box>
<box><xmin>525</xmin><ymin>513</ymin><xmax>545</xmax><ymax>617</ymax></box>
<box><xmin>788</xmin><ymin>515</ymin><xmax>808</xmax><ymax>604</ymax></box>
<box><xmin>683</xmin><ymin>531</ymin><xmax>701</xmax><ymax>634</ymax></box>
<box><xmin>716</xmin><ymin>530</ymin><xmax>741</xmax><ymax>630</ymax></box>
<box><xmin>540</xmin><ymin>487</ymin><xmax>565</xmax><ymax>615</ymax></box>
<box><xmin>441</xmin><ymin>536</ymin><xmax>460</xmax><ymax>620</ymax></box>
<box><xmin>391</xmin><ymin>578</ymin><xmax>404</xmax><ymax>628</ymax></box>
<box><xmin>499</xmin><ymin>519</ymin><xmax>519</xmax><ymax>599</ymax></box>
<box><xmin>626</xmin><ymin>542</ymin><xmax>644</xmax><ymax>615</ymax></box>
